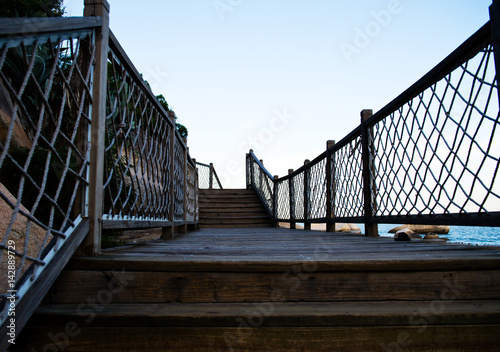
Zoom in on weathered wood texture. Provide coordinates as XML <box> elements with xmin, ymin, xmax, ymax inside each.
<box><xmin>1</xmin><ymin>220</ymin><xmax>90</xmax><ymax>352</ymax></box>
<box><xmin>14</xmin><ymin>228</ymin><xmax>500</xmax><ymax>351</ymax></box>
<box><xmin>199</xmin><ymin>189</ymin><xmax>273</xmax><ymax>228</ymax></box>
<box><xmin>79</xmin><ymin>0</ymin><xmax>110</xmax><ymax>256</ymax></box>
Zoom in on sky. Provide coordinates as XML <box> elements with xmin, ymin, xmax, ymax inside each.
<box><xmin>65</xmin><ymin>0</ymin><xmax>493</xmax><ymax>188</ymax></box>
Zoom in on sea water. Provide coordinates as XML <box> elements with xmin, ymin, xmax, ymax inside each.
<box><xmin>357</xmin><ymin>223</ymin><xmax>500</xmax><ymax>246</ymax></box>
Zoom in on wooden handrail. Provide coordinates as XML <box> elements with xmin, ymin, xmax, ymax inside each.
<box><xmin>0</xmin><ymin>16</ymin><xmax>103</xmax><ymax>37</ymax></box>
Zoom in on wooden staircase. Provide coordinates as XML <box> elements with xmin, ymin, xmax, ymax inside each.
<box><xmin>11</xmin><ymin>228</ymin><xmax>500</xmax><ymax>351</ymax></box>
<box><xmin>199</xmin><ymin>188</ymin><xmax>273</xmax><ymax>228</ymax></box>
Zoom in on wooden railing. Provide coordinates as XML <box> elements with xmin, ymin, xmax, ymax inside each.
<box><xmin>195</xmin><ymin>161</ymin><xmax>223</xmax><ymax>189</ymax></box>
<box><xmin>248</xmin><ymin>2</ymin><xmax>500</xmax><ymax>235</ymax></box>
<box><xmin>99</xmin><ymin>30</ymin><xmax>199</xmax><ymax>240</ymax></box>
<box><xmin>0</xmin><ymin>1</ymin><xmax>198</xmax><ymax>346</ymax></box>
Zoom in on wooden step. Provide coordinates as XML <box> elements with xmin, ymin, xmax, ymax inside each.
<box><xmin>42</xmin><ymin>265</ymin><xmax>500</xmax><ymax>304</ymax></box>
<box><xmin>198</xmin><ymin>188</ymin><xmax>273</xmax><ymax>229</ymax></box>
<box><xmin>14</xmin><ymin>301</ymin><xmax>500</xmax><ymax>351</ymax></box>
<box><xmin>200</xmin><ymin>209</ymin><xmax>269</xmax><ymax>215</ymax></box>
<box><xmin>199</xmin><ymin>189</ymin><xmax>257</xmax><ymax>195</ymax></box>
<box><xmin>200</xmin><ymin>215</ymin><xmax>272</xmax><ymax>221</ymax></box>
<box><xmin>200</xmin><ymin>223</ymin><xmax>275</xmax><ymax>228</ymax></box>
<box><xmin>13</xmin><ymin>229</ymin><xmax>500</xmax><ymax>351</ymax></box>
<box><xmin>14</xmin><ymin>325</ymin><xmax>500</xmax><ymax>352</ymax></box>
<box><xmin>199</xmin><ymin>199</ymin><xmax>264</xmax><ymax>206</ymax></box>
<box><xmin>24</xmin><ymin>301</ymin><xmax>500</xmax><ymax>327</ymax></box>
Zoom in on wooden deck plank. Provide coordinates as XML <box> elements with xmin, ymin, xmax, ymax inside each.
<box><xmin>96</xmin><ymin>228</ymin><xmax>500</xmax><ymax>264</ymax></box>
<box><xmin>16</xmin><ymin>325</ymin><xmax>500</xmax><ymax>352</ymax></box>
<box><xmin>30</xmin><ymin>301</ymin><xmax>500</xmax><ymax>327</ymax></box>
<box><xmin>47</xmin><ymin>267</ymin><xmax>500</xmax><ymax>304</ymax></box>
<box><xmin>21</xmin><ymin>228</ymin><xmax>500</xmax><ymax>352</ymax></box>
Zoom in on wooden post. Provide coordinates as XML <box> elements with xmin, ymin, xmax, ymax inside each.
<box><xmin>79</xmin><ymin>0</ymin><xmax>110</xmax><ymax>255</ymax></box>
<box><xmin>259</xmin><ymin>159</ymin><xmax>264</xmax><ymax>191</ymax></box>
<box><xmin>162</xmin><ymin>121</ymin><xmax>176</xmax><ymax>239</ymax></box>
<box><xmin>491</xmin><ymin>0</ymin><xmax>500</xmax><ymax>105</ymax></box>
<box><xmin>288</xmin><ymin>169</ymin><xmax>296</xmax><ymax>229</ymax></box>
<box><xmin>178</xmin><ymin>146</ymin><xmax>188</xmax><ymax>234</ymax></box>
<box><xmin>249</xmin><ymin>149</ymin><xmax>254</xmax><ymax>189</ymax></box>
<box><xmin>209</xmin><ymin>163</ymin><xmax>214</xmax><ymax>190</ymax></box>
<box><xmin>195</xmin><ymin>166</ymin><xmax>200</xmax><ymax>230</ymax></box>
<box><xmin>326</xmin><ymin>140</ymin><xmax>336</xmax><ymax>232</ymax></box>
<box><xmin>73</xmin><ymin>31</ymin><xmax>94</xmax><ymax>222</ymax></box>
<box><xmin>246</xmin><ymin>153</ymin><xmax>250</xmax><ymax>189</ymax></box>
<box><xmin>190</xmin><ymin>158</ymin><xmax>199</xmax><ymax>231</ymax></box>
<box><xmin>361</xmin><ymin>109</ymin><xmax>379</xmax><ymax>237</ymax></box>
<box><xmin>273</xmin><ymin>175</ymin><xmax>279</xmax><ymax>227</ymax></box>
<box><xmin>303</xmin><ymin>159</ymin><xmax>311</xmax><ymax>230</ymax></box>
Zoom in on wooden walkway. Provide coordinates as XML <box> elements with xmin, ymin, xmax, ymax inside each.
<box><xmin>100</xmin><ymin>227</ymin><xmax>500</xmax><ymax>265</ymax></box>
<box><xmin>16</xmin><ymin>228</ymin><xmax>500</xmax><ymax>351</ymax></box>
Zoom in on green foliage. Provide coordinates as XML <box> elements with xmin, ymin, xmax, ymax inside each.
<box><xmin>176</xmin><ymin>123</ymin><xmax>188</xmax><ymax>139</ymax></box>
<box><xmin>0</xmin><ymin>0</ymin><xmax>65</xmax><ymax>17</ymax></box>
<box><xmin>156</xmin><ymin>94</ymin><xmax>169</xmax><ymax>111</ymax></box>
<box><xmin>3</xmin><ymin>44</ymin><xmax>60</xmax><ymax>140</ymax></box>
<box><xmin>101</xmin><ymin>229</ymin><xmax>126</xmax><ymax>249</ymax></box>
<box><xmin>155</xmin><ymin>94</ymin><xmax>188</xmax><ymax>139</ymax></box>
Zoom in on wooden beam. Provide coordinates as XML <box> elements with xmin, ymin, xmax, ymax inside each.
<box><xmin>78</xmin><ymin>0</ymin><xmax>110</xmax><ymax>255</ymax></box>
<box><xmin>361</xmin><ymin>109</ymin><xmax>379</xmax><ymax>237</ymax></box>
<box><xmin>326</xmin><ymin>140</ymin><xmax>336</xmax><ymax>232</ymax></box>
<box><xmin>490</xmin><ymin>0</ymin><xmax>500</xmax><ymax>105</ymax></box>
<box><xmin>288</xmin><ymin>169</ymin><xmax>296</xmax><ymax>229</ymax></box>
<box><xmin>303</xmin><ymin>159</ymin><xmax>311</xmax><ymax>231</ymax></box>
<box><xmin>0</xmin><ymin>17</ymin><xmax>102</xmax><ymax>37</ymax></box>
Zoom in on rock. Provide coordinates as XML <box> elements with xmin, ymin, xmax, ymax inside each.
<box><xmin>336</xmin><ymin>223</ymin><xmax>361</xmax><ymax>233</ymax></box>
<box><xmin>423</xmin><ymin>233</ymin><xmax>440</xmax><ymax>239</ymax></box>
<box><xmin>394</xmin><ymin>232</ymin><xmax>411</xmax><ymax>241</ymax></box>
<box><xmin>395</xmin><ymin>227</ymin><xmax>422</xmax><ymax>239</ymax></box>
<box><xmin>0</xmin><ymin>182</ymin><xmax>50</xmax><ymax>295</ymax></box>
<box><xmin>389</xmin><ymin>224</ymin><xmax>449</xmax><ymax>234</ymax></box>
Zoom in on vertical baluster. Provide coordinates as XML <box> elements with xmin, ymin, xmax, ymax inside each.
<box><xmin>289</xmin><ymin>169</ymin><xmax>295</xmax><ymax>229</ymax></box>
<box><xmin>259</xmin><ymin>159</ymin><xmax>264</xmax><ymax>192</ymax></box>
<box><xmin>361</xmin><ymin>109</ymin><xmax>379</xmax><ymax>237</ymax></box>
<box><xmin>490</xmin><ymin>0</ymin><xmax>500</xmax><ymax>105</ymax></box>
<box><xmin>209</xmin><ymin>162</ymin><xmax>214</xmax><ymax>190</ymax></box>
<box><xmin>162</xmin><ymin>112</ymin><xmax>176</xmax><ymax>239</ymax></box>
<box><xmin>179</xmin><ymin>145</ymin><xmax>188</xmax><ymax>234</ymax></box>
<box><xmin>273</xmin><ymin>175</ymin><xmax>278</xmax><ymax>227</ymax></box>
<box><xmin>80</xmin><ymin>0</ymin><xmax>110</xmax><ymax>255</ymax></box>
<box><xmin>249</xmin><ymin>150</ymin><xmax>255</xmax><ymax>189</ymax></box>
<box><xmin>303</xmin><ymin>159</ymin><xmax>311</xmax><ymax>230</ymax></box>
<box><xmin>326</xmin><ymin>140</ymin><xmax>336</xmax><ymax>232</ymax></box>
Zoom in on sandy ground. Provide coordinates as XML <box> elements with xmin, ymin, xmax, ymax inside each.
<box><xmin>0</xmin><ymin>183</ymin><xmax>51</xmax><ymax>295</ymax></box>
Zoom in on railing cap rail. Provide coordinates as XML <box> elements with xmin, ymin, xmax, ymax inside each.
<box><xmin>0</xmin><ymin>16</ymin><xmax>103</xmax><ymax>37</ymax></box>
<box><xmin>364</xmin><ymin>22</ymin><xmax>491</xmax><ymax>128</ymax></box>
<box><xmin>248</xmin><ymin>150</ymin><xmax>274</xmax><ymax>180</ymax></box>
<box><xmin>108</xmin><ymin>30</ymin><xmax>189</xmax><ymax>152</ymax></box>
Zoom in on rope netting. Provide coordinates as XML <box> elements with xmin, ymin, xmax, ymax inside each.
<box><xmin>0</xmin><ymin>29</ymin><xmax>95</xmax><ymax>308</ymax></box>
<box><xmin>247</xmin><ymin>23</ymin><xmax>500</xmax><ymax>227</ymax></box>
